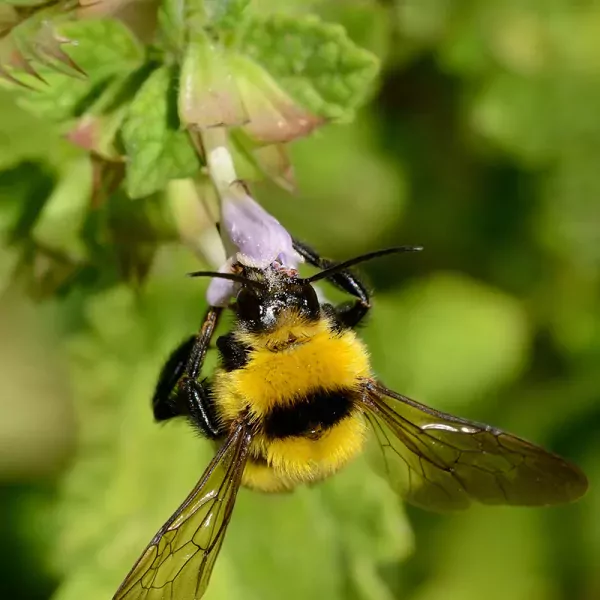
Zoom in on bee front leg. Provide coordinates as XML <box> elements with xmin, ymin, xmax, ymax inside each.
<box><xmin>292</xmin><ymin>239</ymin><xmax>372</xmax><ymax>329</ymax></box>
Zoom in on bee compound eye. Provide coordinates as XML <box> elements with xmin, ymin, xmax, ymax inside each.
<box><xmin>236</xmin><ymin>287</ymin><xmax>262</xmax><ymax>322</ymax></box>
<box><xmin>300</xmin><ymin>284</ymin><xmax>320</xmax><ymax>317</ymax></box>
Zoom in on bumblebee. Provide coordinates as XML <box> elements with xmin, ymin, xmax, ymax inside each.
<box><xmin>114</xmin><ymin>241</ymin><xmax>588</xmax><ymax>600</ymax></box>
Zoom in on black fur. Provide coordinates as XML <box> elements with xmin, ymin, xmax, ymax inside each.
<box><xmin>217</xmin><ymin>333</ymin><xmax>250</xmax><ymax>372</ymax></box>
<box><xmin>262</xmin><ymin>388</ymin><xmax>354</xmax><ymax>439</ymax></box>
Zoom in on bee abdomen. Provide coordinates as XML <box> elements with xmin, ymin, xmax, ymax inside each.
<box><xmin>262</xmin><ymin>388</ymin><xmax>354</xmax><ymax>439</ymax></box>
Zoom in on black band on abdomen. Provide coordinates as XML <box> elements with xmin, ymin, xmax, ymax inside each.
<box><xmin>262</xmin><ymin>388</ymin><xmax>354</xmax><ymax>438</ymax></box>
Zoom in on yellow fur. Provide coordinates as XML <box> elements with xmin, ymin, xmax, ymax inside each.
<box><xmin>214</xmin><ymin>320</ymin><xmax>371</xmax><ymax>422</ymax></box>
<box><xmin>256</xmin><ymin>414</ymin><xmax>366</xmax><ymax>476</ymax></box>
<box><xmin>242</xmin><ymin>461</ymin><xmax>296</xmax><ymax>492</ymax></box>
<box><xmin>213</xmin><ymin>316</ymin><xmax>372</xmax><ymax>492</ymax></box>
<box><xmin>241</xmin><ymin>415</ymin><xmax>367</xmax><ymax>492</ymax></box>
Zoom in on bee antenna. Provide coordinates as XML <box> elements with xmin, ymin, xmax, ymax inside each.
<box><xmin>304</xmin><ymin>246</ymin><xmax>423</xmax><ymax>284</ymax></box>
<box><xmin>187</xmin><ymin>270</ymin><xmax>267</xmax><ymax>290</ymax></box>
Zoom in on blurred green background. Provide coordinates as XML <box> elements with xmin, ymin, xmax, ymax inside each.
<box><xmin>1</xmin><ymin>1</ymin><xmax>599</xmax><ymax>600</ymax></box>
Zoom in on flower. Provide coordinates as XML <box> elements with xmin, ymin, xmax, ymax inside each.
<box><xmin>206</xmin><ymin>180</ymin><xmax>301</xmax><ymax>306</ymax></box>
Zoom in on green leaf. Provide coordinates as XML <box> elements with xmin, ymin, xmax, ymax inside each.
<box><xmin>303</xmin><ymin>0</ymin><xmax>395</xmax><ymax>64</ymax></box>
<box><xmin>16</xmin><ymin>18</ymin><xmax>144</xmax><ymax>121</ymax></box>
<box><xmin>204</xmin><ymin>0</ymin><xmax>251</xmax><ymax>29</ymax></box>
<box><xmin>58</xmin><ymin>18</ymin><xmax>145</xmax><ymax>78</ymax></box>
<box><xmin>160</xmin><ymin>0</ymin><xmax>250</xmax><ymax>44</ymax></box>
<box><xmin>238</xmin><ymin>14</ymin><xmax>379</xmax><ymax>121</ymax></box>
<box><xmin>121</xmin><ymin>66</ymin><xmax>200</xmax><ymax>199</ymax></box>
<box><xmin>157</xmin><ymin>0</ymin><xmax>200</xmax><ymax>51</ymax></box>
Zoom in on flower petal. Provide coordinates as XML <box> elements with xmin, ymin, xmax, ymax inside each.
<box><xmin>221</xmin><ymin>185</ymin><xmax>301</xmax><ymax>269</ymax></box>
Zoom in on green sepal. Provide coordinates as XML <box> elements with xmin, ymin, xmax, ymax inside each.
<box><xmin>178</xmin><ymin>29</ymin><xmax>247</xmax><ymax>129</ymax></box>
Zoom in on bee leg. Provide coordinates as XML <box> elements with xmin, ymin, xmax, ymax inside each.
<box><xmin>153</xmin><ymin>335</ymin><xmax>197</xmax><ymax>421</ymax></box>
<box><xmin>179</xmin><ymin>377</ymin><xmax>220</xmax><ymax>439</ymax></box>
<box><xmin>292</xmin><ymin>239</ymin><xmax>371</xmax><ymax>328</ymax></box>
<box><xmin>152</xmin><ymin>306</ymin><xmax>222</xmax><ymax>422</ymax></box>
<box><xmin>184</xmin><ymin>306</ymin><xmax>222</xmax><ymax>377</ymax></box>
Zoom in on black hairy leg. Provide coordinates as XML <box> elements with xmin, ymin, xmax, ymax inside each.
<box><xmin>153</xmin><ymin>335</ymin><xmax>197</xmax><ymax>421</ymax></box>
<box><xmin>293</xmin><ymin>238</ymin><xmax>372</xmax><ymax>328</ymax></box>
<box><xmin>179</xmin><ymin>377</ymin><xmax>220</xmax><ymax>438</ymax></box>
<box><xmin>152</xmin><ymin>306</ymin><xmax>223</xmax><ymax>438</ymax></box>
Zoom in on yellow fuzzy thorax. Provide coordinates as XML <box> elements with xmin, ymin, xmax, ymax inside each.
<box><xmin>213</xmin><ymin>317</ymin><xmax>371</xmax><ymax>422</ymax></box>
<box><xmin>212</xmin><ymin>314</ymin><xmax>372</xmax><ymax>491</ymax></box>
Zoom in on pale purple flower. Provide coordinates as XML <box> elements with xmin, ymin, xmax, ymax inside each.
<box><xmin>206</xmin><ymin>187</ymin><xmax>302</xmax><ymax>306</ymax></box>
<box><xmin>205</xmin><ymin>257</ymin><xmax>238</xmax><ymax>307</ymax></box>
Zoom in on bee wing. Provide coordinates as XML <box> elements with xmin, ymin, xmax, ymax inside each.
<box><xmin>114</xmin><ymin>422</ymin><xmax>252</xmax><ymax>600</ymax></box>
<box><xmin>361</xmin><ymin>380</ymin><xmax>587</xmax><ymax>512</ymax></box>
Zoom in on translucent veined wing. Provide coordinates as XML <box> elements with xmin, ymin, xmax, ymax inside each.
<box><xmin>361</xmin><ymin>380</ymin><xmax>588</xmax><ymax>512</ymax></box>
<box><xmin>114</xmin><ymin>422</ymin><xmax>252</xmax><ymax>600</ymax></box>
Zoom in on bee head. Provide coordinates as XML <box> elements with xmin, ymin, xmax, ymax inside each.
<box><xmin>188</xmin><ymin>245</ymin><xmax>423</xmax><ymax>332</ymax></box>
<box><xmin>235</xmin><ymin>277</ymin><xmax>320</xmax><ymax>331</ymax></box>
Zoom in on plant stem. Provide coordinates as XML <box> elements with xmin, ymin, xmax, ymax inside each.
<box><xmin>201</xmin><ymin>126</ymin><xmax>238</xmax><ymax>197</ymax></box>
